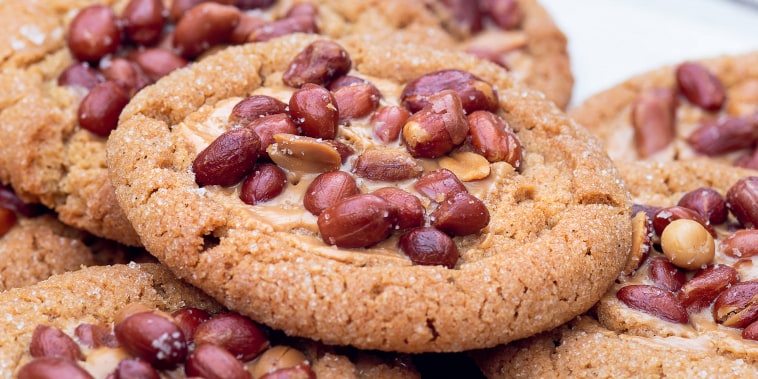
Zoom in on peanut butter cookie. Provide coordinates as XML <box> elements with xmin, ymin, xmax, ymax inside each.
<box><xmin>569</xmin><ymin>50</ymin><xmax>758</xmax><ymax>167</ymax></box>
<box><xmin>475</xmin><ymin>160</ymin><xmax>758</xmax><ymax>377</ymax></box>
<box><xmin>107</xmin><ymin>34</ymin><xmax>629</xmax><ymax>352</ymax></box>
<box><xmin>422</xmin><ymin>0</ymin><xmax>574</xmax><ymax>109</ymax></box>
<box><xmin>597</xmin><ymin>160</ymin><xmax>758</xmax><ymax>362</ymax></box>
<box><xmin>3</xmin><ymin>263</ymin><xmax>421</xmax><ymax>379</ymax></box>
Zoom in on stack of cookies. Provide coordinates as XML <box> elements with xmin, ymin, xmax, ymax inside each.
<box><xmin>0</xmin><ymin>1</ymin><xmax>753</xmax><ymax>378</ymax></box>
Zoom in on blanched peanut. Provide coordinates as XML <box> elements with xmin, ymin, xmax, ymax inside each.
<box><xmin>249</xmin><ymin>346</ymin><xmax>308</xmax><ymax>379</ymax></box>
<box><xmin>660</xmin><ymin>219</ymin><xmax>715</xmax><ymax>270</ymax></box>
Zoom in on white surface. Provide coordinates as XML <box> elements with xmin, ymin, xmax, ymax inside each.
<box><xmin>539</xmin><ymin>0</ymin><xmax>758</xmax><ymax>107</ymax></box>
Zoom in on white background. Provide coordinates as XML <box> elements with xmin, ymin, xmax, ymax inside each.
<box><xmin>539</xmin><ymin>0</ymin><xmax>758</xmax><ymax>107</ymax></box>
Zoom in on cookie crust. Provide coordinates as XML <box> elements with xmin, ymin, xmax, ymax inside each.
<box><xmin>474</xmin><ymin>316</ymin><xmax>758</xmax><ymax>379</ymax></box>
<box><xmin>0</xmin><ymin>210</ymin><xmax>152</xmax><ymax>291</ymax></box>
<box><xmin>0</xmin><ymin>215</ymin><xmax>97</xmax><ymax>291</ymax></box>
<box><xmin>107</xmin><ymin>34</ymin><xmax>629</xmax><ymax>352</ymax></box>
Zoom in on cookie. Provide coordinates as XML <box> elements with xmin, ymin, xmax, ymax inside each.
<box><xmin>0</xmin><ymin>184</ymin><xmax>147</xmax><ymax>291</ymax></box>
<box><xmin>596</xmin><ymin>160</ymin><xmax>758</xmax><ymax>358</ymax></box>
<box><xmin>474</xmin><ymin>316</ymin><xmax>758</xmax><ymax>378</ymax></box>
<box><xmin>215</xmin><ymin>0</ymin><xmax>575</xmax><ymax>108</ymax></box>
<box><xmin>107</xmin><ymin>34</ymin><xmax>630</xmax><ymax>352</ymax></box>
<box><xmin>569</xmin><ymin>50</ymin><xmax>758</xmax><ymax>166</ymax></box>
<box><xmin>423</xmin><ymin>0</ymin><xmax>574</xmax><ymax>109</ymax></box>
<box><xmin>474</xmin><ymin>160</ymin><xmax>758</xmax><ymax>377</ymax></box>
<box><xmin>3</xmin><ymin>263</ymin><xmax>421</xmax><ymax>378</ymax></box>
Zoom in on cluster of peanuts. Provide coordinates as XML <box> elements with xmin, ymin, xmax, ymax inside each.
<box><xmin>17</xmin><ymin>303</ymin><xmax>315</xmax><ymax>379</ymax></box>
<box><xmin>619</xmin><ymin>176</ymin><xmax>758</xmax><ymax>340</ymax></box>
<box><xmin>191</xmin><ymin>39</ymin><xmax>523</xmax><ymax>268</ymax></box>
<box><xmin>59</xmin><ymin>0</ymin><xmax>319</xmax><ymax>136</ymax></box>
<box><xmin>631</xmin><ymin>61</ymin><xmax>758</xmax><ymax>165</ymax></box>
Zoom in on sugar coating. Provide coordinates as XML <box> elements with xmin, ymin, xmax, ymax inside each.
<box><xmin>0</xmin><ymin>214</ymin><xmax>139</xmax><ymax>291</ymax></box>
